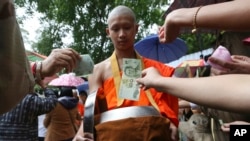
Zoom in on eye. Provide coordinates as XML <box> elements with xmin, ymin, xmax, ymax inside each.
<box><xmin>124</xmin><ymin>26</ymin><xmax>131</xmax><ymax>30</ymax></box>
<box><xmin>111</xmin><ymin>27</ymin><xmax>119</xmax><ymax>32</ymax></box>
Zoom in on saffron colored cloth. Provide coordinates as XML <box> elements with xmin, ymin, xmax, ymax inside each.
<box><xmin>100</xmin><ymin>57</ymin><xmax>179</xmax><ymax>126</ymax></box>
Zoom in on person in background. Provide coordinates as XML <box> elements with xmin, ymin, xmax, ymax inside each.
<box><xmin>76</xmin><ymin>82</ymin><xmax>89</xmax><ymax>119</ymax></box>
<box><xmin>0</xmin><ymin>0</ymin><xmax>81</xmax><ymax>114</ymax></box>
<box><xmin>0</xmin><ymin>88</ymin><xmax>57</xmax><ymax>141</ymax></box>
<box><xmin>73</xmin><ymin>5</ymin><xmax>179</xmax><ymax>141</ymax></box>
<box><xmin>44</xmin><ymin>87</ymin><xmax>81</xmax><ymax>141</ymax></box>
<box><xmin>38</xmin><ymin>114</ymin><xmax>47</xmax><ymax>141</ymax></box>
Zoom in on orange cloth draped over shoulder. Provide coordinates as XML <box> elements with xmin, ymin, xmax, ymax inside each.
<box><xmin>99</xmin><ymin>57</ymin><xmax>179</xmax><ymax>127</ymax></box>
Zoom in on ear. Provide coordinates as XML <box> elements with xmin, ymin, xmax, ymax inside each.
<box><xmin>106</xmin><ymin>28</ymin><xmax>110</xmax><ymax>37</ymax></box>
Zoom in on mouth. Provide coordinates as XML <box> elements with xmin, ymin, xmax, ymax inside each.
<box><xmin>118</xmin><ymin>41</ymin><xmax>127</xmax><ymax>45</ymax></box>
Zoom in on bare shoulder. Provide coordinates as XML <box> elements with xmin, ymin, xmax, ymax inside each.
<box><xmin>88</xmin><ymin>58</ymin><xmax>111</xmax><ymax>92</ymax></box>
<box><xmin>93</xmin><ymin>58</ymin><xmax>111</xmax><ymax>76</ymax></box>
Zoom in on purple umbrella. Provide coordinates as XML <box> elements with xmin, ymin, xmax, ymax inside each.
<box><xmin>134</xmin><ymin>34</ymin><xmax>188</xmax><ymax>63</ymax></box>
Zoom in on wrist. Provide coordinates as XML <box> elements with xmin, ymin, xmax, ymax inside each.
<box><xmin>168</xmin><ymin>8</ymin><xmax>198</xmax><ymax>30</ymax></box>
<box><xmin>155</xmin><ymin>76</ymin><xmax>167</xmax><ymax>92</ymax></box>
<box><xmin>33</xmin><ymin>61</ymin><xmax>44</xmax><ymax>82</ymax></box>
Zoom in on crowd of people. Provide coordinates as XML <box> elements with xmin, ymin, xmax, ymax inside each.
<box><xmin>1</xmin><ymin>0</ymin><xmax>250</xmax><ymax>141</ymax></box>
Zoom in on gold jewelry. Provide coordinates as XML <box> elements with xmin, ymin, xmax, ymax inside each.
<box><xmin>192</xmin><ymin>6</ymin><xmax>203</xmax><ymax>33</ymax></box>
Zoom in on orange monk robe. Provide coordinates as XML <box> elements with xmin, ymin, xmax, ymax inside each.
<box><xmin>98</xmin><ymin>57</ymin><xmax>179</xmax><ymax>127</ymax></box>
<box><xmin>77</xmin><ymin>103</ymin><xmax>84</xmax><ymax>117</ymax></box>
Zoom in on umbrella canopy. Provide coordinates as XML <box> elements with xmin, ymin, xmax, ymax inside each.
<box><xmin>134</xmin><ymin>34</ymin><xmax>188</xmax><ymax>63</ymax></box>
<box><xmin>49</xmin><ymin>73</ymin><xmax>84</xmax><ymax>87</ymax></box>
<box><xmin>76</xmin><ymin>82</ymin><xmax>89</xmax><ymax>94</ymax></box>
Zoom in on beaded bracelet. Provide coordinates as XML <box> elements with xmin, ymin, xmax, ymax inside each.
<box><xmin>192</xmin><ymin>6</ymin><xmax>203</xmax><ymax>33</ymax></box>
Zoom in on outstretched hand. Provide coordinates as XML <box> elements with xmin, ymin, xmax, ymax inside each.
<box><xmin>136</xmin><ymin>67</ymin><xmax>162</xmax><ymax>91</ymax></box>
<box><xmin>209</xmin><ymin>55</ymin><xmax>250</xmax><ymax>76</ymax></box>
<box><xmin>158</xmin><ymin>11</ymin><xmax>181</xmax><ymax>43</ymax></box>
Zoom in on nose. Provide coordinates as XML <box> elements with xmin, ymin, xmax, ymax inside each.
<box><xmin>118</xmin><ymin>29</ymin><xmax>126</xmax><ymax>38</ymax></box>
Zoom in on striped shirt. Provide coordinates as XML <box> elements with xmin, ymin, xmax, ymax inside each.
<box><xmin>0</xmin><ymin>93</ymin><xmax>57</xmax><ymax>141</ymax></box>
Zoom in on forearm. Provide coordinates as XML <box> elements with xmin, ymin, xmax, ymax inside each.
<box><xmin>73</xmin><ymin>122</ymin><xmax>84</xmax><ymax>141</ymax></box>
<box><xmin>157</xmin><ymin>74</ymin><xmax>250</xmax><ymax>114</ymax></box>
<box><xmin>168</xmin><ymin>0</ymin><xmax>250</xmax><ymax>31</ymax></box>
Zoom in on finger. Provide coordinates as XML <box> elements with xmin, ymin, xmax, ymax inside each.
<box><xmin>141</xmin><ymin>70</ymin><xmax>147</xmax><ymax>77</ymax></box>
<box><xmin>136</xmin><ymin>78</ymin><xmax>142</xmax><ymax>84</ymax></box>
<box><xmin>158</xmin><ymin>29</ymin><xmax>166</xmax><ymax>43</ymax></box>
<box><xmin>163</xmin><ymin>21</ymin><xmax>168</xmax><ymax>42</ymax></box>
<box><xmin>232</xmin><ymin>55</ymin><xmax>250</xmax><ymax>63</ymax></box>
<box><xmin>222</xmin><ymin>123</ymin><xmax>230</xmax><ymax>128</ymax></box>
<box><xmin>142</xmin><ymin>85</ymin><xmax>149</xmax><ymax>90</ymax></box>
<box><xmin>56</xmin><ymin>53</ymin><xmax>77</xmax><ymax>71</ymax></box>
<box><xmin>62</xmin><ymin>49</ymin><xmax>80</xmax><ymax>68</ymax></box>
<box><xmin>231</xmin><ymin>55</ymin><xmax>246</xmax><ymax>60</ymax></box>
<box><xmin>221</xmin><ymin>124</ymin><xmax>230</xmax><ymax>132</ymax></box>
<box><xmin>208</xmin><ymin>57</ymin><xmax>235</xmax><ymax>70</ymax></box>
<box><xmin>208</xmin><ymin>57</ymin><xmax>226</xmax><ymax>66</ymax></box>
<box><xmin>49</xmin><ymin>57</ymin><xmax>71</xmax><ymax>73</ymax></box>
<box><xmin>54</xmin><ymin>48</ymin><xmax>80</xmax><ymax>69</ymax></box>
<box><xmin>65</xmin><ymin>48</ymin><xmax>81</xmax><ymax>61</ymax></box>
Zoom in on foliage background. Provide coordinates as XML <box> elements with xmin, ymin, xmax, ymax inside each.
<box><xmin>15</xmin><ymin>0</ymin><xmax>216</xmax><ymax>63</ymax></box>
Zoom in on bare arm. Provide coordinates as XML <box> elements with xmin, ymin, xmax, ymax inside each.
<box><xmin>73</xmin><ymin>63</ymin><xmax>105</xmax><ymax>141</ymax></box>
<box><xmin>88</xmin><ymin>63</ymin><xmax>105</xmax><ymax>93</ymax></box>
<box><xmin>160</xmin><ymin>0</ymin><xmax>250</xmax><ymax>42</ymax></box>
<box><xmin>137</xmin><ymin>67</ymin><xmax>250</xmax><ymax>114</ymax></box>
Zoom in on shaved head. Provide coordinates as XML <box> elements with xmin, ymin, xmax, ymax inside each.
<box><xmin>107</xmin><ymin>5</ymin><xmax>136</xmax><ymax>26</ymax></box>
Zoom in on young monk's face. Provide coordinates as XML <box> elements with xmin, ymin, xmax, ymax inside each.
<box><xmin>106</xmin><ymin>14</ymin><xmax>138</xmax><ymax>50</ymax></box>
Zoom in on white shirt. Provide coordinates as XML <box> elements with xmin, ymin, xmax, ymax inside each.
<box><xmin>38</xmin><ymin>114</ymin><xmax>47</xmax><ymax>137</ymax></box>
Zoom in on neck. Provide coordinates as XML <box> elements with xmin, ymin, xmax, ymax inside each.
<box><xmin>113</xmin><ymin>49</ymin><xmax>137</xmax><ymax>71</ymax></box>
<box><xmin>115</xmin><ymin>49</ymin><xmax>136</xmax><ymax>60</ymax></box>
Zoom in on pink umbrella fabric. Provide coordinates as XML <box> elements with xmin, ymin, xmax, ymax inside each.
<box><xmin>49</xmin><ymin>73</ymin><xmax>84</xmax><ymax>87</ymax></box>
